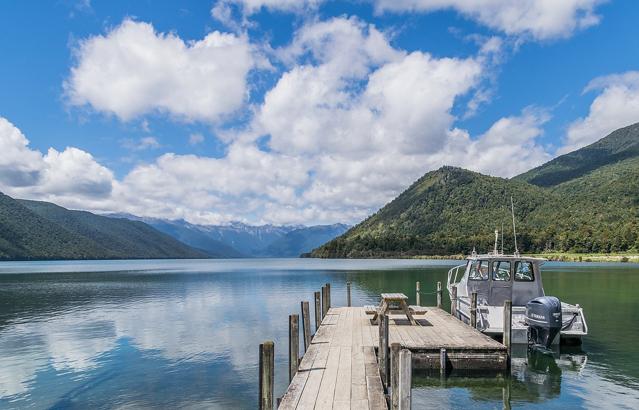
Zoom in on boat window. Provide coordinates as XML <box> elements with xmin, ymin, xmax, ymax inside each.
<box><xmin>469</xmin><ymin>260</ymin><xmax>488</xmax><ymax>280</ymax></box>
<box><xmin>492</xmin><ymin>261</ymin><xmax>511</xmax><ymax>281</ymax></box>
<box><xmin>515</xmin><ymin>261</ymin><xmax>535</xmax><ymax>281</ymax></box>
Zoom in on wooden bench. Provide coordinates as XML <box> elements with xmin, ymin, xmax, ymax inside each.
<box><xmin>365</xmin><ymin>304</ymin><xmax>427</xmax><ymax>316</ymax></box>
<box><xmin>409</xmin><ymin>305</ymin><xmax>427</xmax><ymax>315</ymax></box>
<box><xmin>371</xmin><ymin>293</ymin><xmax>418</xmax><ymax>325</ymax></box>
<box><xmin>364</xmin><ymin>305</ymin><xmax>378</xmax><ymax>314</ymax></box>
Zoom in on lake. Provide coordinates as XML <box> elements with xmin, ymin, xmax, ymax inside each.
<box><xmin>0</xmin><ymin>259</ymin><xmax>638</xmax><ymax>409</ymax></box>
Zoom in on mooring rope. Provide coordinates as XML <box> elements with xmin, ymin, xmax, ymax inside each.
<box><xmin>418</xmin><ymin>290</ymin><xmax>439</xmax><ymax>295</ymax></box>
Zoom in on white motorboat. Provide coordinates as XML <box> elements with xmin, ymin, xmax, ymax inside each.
<box><xmin>446</xmin><ymin>248</ymin><xmax>588</xmax><ymax>345</ymax></box>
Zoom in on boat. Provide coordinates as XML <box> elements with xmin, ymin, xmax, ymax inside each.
<box><xmin>446</xmin><ymin>246</ymin><xmax>588</xmax><ymax>345</ymax></box>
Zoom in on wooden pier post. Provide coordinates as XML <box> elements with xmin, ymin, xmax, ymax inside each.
<box><xmin>321</xmin><ymin>286</ymin><xmax>327</xmax><ymax>320</ymax></box>
<box><xmin>347</xmin><ymin>281</ymin><xmax>352</xmax><ymax>307</ymax></box>
<box><xmin>398</xmin><ymin>349</ymin><xmax>412</xmax><ymax>410</ymax></box>
<box><xmin>440</xmin><ymin>348</ymin><xmax>447</xmax><ymax>376</ymax></box>
<box><xmin>289</xmin><ymin>314</ymin><xmax>299</xmax><ymax>382</ymax></box>
<box><xmin>378</xmin><ymin>313</ymin><xmax>390</xmax><ymax>388</ymax></box>
<box><xmin>451</xmin><ymin>285</ymin><xmax>457</xmax><ymax>317</ymax></box>
<box><xmin>437</xmin><ymin>281</ymin><xmax>442</xmax><ymax>309</ymax></box>
<box><xmin>503</xmin><ymin>300</ymin><xmax>512</xmax><ymax>368</ymax></box>
<box><xmin>301</xmin><ymin>301</ymin><xmax>311</xmax><ymax>352</ymax></box>
<box><xmin>471</xmin><ymin>292</ymin><xmax>478</xmax><ymax>328</ymax></box>
<box><xmin>259</xmin><ymin>341</ymin><xmax>274</xmax><ymax>410</ymax></box>
<box><xmin>416</xmin><ymin>281</ymin><xmax>421</xmax><ymax>306</ymax></box>
<box><xmin>390</xmin><ymin>343</ymin><xmax>401</xmax><ymax>410</ymax></box>
<box><xmin>314</xmin><ymin>291</ymin><xmax>321</xmax><ymax>332</ymax></box>
<box><xmin>326</xmin><ymin>283</ymin><xmax>331</xmax><ymax>311</ymax></box>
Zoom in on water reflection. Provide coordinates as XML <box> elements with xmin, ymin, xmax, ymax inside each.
<box><xmin>0</xmin><ymin>259</ymin><xmax>638</xmax><ymax>409</ymax></box>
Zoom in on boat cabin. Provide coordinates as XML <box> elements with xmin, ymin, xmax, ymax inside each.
<box><xmin>452</xmin><ymin>254</ymin><xmax>546</xmax><ymax>307</ymax></box>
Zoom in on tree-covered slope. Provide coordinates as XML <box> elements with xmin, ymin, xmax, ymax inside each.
<box><xmin>311</xmin><ymin>122</ymin><xmax>639</xmax><ymax>258</ymax></box>
<box><xmin>0</xmin><ymin>193</ymin><xmax>207</xmax><ymax>260</ymax></box>
<box><xmin>0</xmin><ymin>193</ymin><xmax>110</xmax><ymax>260</ymax></box>
<box><xmin>18</xmin><ymin>199</ymin><xmax>207</xmax><ymax>259</ymax></box>
<box><xmin>515</xmin><ymin>122</ymin><xmax>639</xmax><ymax>187</ymax></box>
<box><xmin>311</xmin><ymin>167</ymin><xmax>557</xmax><ymax>257</ymax></box>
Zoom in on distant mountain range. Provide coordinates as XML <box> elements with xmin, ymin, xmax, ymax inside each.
<box><xmin>106</xmin><ymin>214</ymin><xmax>349</xmax><ymax>258</ymax></box>
<box><xmin>311</xmin><ymin>122</ymin><xmax>639</xmax><ymax>258</ymax></box>
<box><xmin>0</xmin><ymin>194</ymin><xmax>207</xmax><ymax>260</ymax></box>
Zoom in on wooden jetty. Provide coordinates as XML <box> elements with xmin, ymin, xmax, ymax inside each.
<box><xmin>265</xmin><ymin>283</ymin><xmax>509</xmax><ymax>410</ymax></box>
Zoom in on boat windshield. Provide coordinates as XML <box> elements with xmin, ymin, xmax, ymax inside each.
<box><xmin>469</xmin><ymin>260</ymin><xmax>489</xmax><ymax>280</ymax></box>
<box><xmin>515</xmin><ymin>261</ymin><xmax>535</xmax><ymax>281</ymax></box>
<box><xmin>492</xmin><ymin>261</ymin><xmax>511</xmax><ymax>281</ymax></box>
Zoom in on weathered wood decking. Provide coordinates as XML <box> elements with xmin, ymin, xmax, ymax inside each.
<box><xmin>279</xmin><ymin>307</ymin><xmax>386</xmax><ymax>410</ymax></box>
<box><xmin>278</xmin><ymin>306</ymin><xmax>506</xmax><ymax>409</ymax></box>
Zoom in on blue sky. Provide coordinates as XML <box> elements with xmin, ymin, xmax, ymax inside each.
<box><xmin>0</xmin><ymin>0</ymin><xmax>638</xmax><ymax>225</ymax></box>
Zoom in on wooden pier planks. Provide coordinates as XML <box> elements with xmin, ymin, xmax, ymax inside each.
<box><xmin>279</xmin><ymin>307</ymin><xmax>384</xmax><ymax>410</ymax></box>
<box><xmin>279</xmin><ymin>306</ymin><xmax>506</xmax><ymax>409</ymax></box>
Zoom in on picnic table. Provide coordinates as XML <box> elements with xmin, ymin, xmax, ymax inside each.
<box><xmin>370</xmin><ymin>293</ymin><xmax>419</xmax><ymax>325</ymax></box>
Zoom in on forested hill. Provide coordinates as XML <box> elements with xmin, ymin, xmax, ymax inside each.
<box><xmin>0</xmin><ymin>193</ymin><xmax>208</xmax><ymax>260</ymax></box>
<box><xmin>311</xmin><ymin>122</ymin><xmax>639</xmax><ymax>258</ymax></box>
<box><xmin>515</xmin><ymin>122</ymin><xmax>639</xmax><ymax>187</ymax></box>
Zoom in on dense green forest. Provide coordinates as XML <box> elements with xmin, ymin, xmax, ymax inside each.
<box><xmin>0</xmin><ymin>193</ymin><xmax>207</xmax><ymax>260</ymax></box>
<box><xmin>311</xmin><ymin>122</ymin><xmax>639</xmax><ymax>258</ymax></box>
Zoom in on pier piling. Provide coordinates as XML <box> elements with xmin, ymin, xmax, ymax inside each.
<box><xmin>436</xmin><ymin>281</ymin><xmax>442</xmax><ymax>309</ymax></box>
<box><xmin>258</xmin><ymin>341</ymin><xmax>274</xmax><ymax>410</ymax></box>
<box><xmin>390</xmin><ymin>342</ymin><xmax>401</xmax><ymax>410</ymax></box>
<box><xmin>415</xmin><ymin>281</ymin><xmax>421</xmax><ymax>306</ymax></box>
<box><xmin>503</xmin><ymin>300</ymin><xmax>512</xmax><ymax>368</ymax></box>
<box><xmin>314</xmin><ymin>291</ymin><xmax>321</xmax><ymax>332</ymax></box>
<box><xmin>347</xmin><ymin>281</ymin><xmax>352</xmax><ymax>307</ymax></box>
<box><xmin>378</xmin><ymin>313</ymin><xmax>390</xmax><ymax>388</ymax></box>
<box><xmin>326</xmin><ymin>283</ymin><xmax>331</xmax><ymax>310</ymax></box>
<box><xmin>440</xmin><ymin>348</ymin><xmax>447</xmax><ymax>376</ymax></box>
<box><xmin>471</xmin><ymin>292</ymin><xmax>478</xmax><ymax>328</ymax></box>
<box><xmin>398</xmin><ymin>349</ymin><xmax>412</xmax><ymax>410</ymax></box>
<box><xmin>451</xmin><ymin>285</ymin><xmax>457</xmax><ymax>317</ymax></box>
<box><xmin>321</xmin><ymin>286</ymin><xmax>327</xmax><ymax>320</ymax></box>
<box><xmin>289</xmin><ymin>314</ymin><xmax>299</xmax><ymax>381</ymax></box>
<box><xmin>301</xmin><ymin>301</ymin><xmax>311</xmax><ymax>351</ymax></box>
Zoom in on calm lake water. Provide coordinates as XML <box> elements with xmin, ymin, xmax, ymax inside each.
<box><xmin>0</xmin><ymin>259</ymin><xmax>638</xmax><ymax>409</ymax></box>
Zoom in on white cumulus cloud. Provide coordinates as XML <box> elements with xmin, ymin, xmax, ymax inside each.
<box><xmin>0</xmin><ymin>117</ymin><xmax>114</xmax><ymax>203</ymax></box>
<box><xmin>65</xmin><ymin>19</ymin><xmax>254</xmax><ymax>123</ymax></box>
<box><xmin>3</xmin><ymin>17</ymin><xmax>555</xmax><ymax>226</ymax></box>
<box><xmin>374</xmin><ymin>0</ymin><xmax>605</xmax><ymax>40</ymax></box>
<box><xmin>562</xmin><ymin>71</ymin><xmax>639</xmax><ymax>153</ymax></box>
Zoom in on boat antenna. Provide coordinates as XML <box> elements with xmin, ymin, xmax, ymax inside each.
<box><xmin>493</xmin><ymin>229</ymin><xmax>499</xmax><ymax>255</ymax></box>
<box><xmin>500</xmin><ymin>222</ymin><xmax>504</xmax><ymax>255</ymax></box>
<box><xmin>511</xmin><ymin>196</ymin><xmax>519</xmax><ymax>256</ymax></box>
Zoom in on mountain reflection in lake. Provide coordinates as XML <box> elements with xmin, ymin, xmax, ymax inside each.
<box><xmin>0</xmin><ymin>259</ymin><xmax>638</xmax><ymax>409</ymax></box>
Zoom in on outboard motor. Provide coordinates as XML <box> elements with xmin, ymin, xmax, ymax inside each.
<box><xmin>525</xmin><ymin>296</ymin><xmax>562</xmax><ymax>350</ymax></box>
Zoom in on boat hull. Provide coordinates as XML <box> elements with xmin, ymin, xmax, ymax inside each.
<box><xmin>453</xmin><ymin>301</ymin><xmax>588</xmax><ymax>345</ymax></box>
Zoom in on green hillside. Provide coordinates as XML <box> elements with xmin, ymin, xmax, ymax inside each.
<box><xmin>515</xmin><ymin>122</ymin><xmax>639</xmax><ymax>187</ymax></box>
<box><xmin>0</xmin><ymin>193</ymin><xmax>207</xmax><ymax>260</ymax></box>
<box><xmin>0</xmin><ymin>193</ymin><xmax>110</xmax><ymax>259</ymax></box>
<box><xmin>311</xmin><ymin>123</ymin><xmax>639</xmax><ymax>258</ymax></box>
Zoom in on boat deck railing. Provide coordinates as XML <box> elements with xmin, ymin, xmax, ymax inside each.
<box><xmin>447</xmin><ymin>263</ymin><xmax>466</xmax><ymax>292</ymax></box>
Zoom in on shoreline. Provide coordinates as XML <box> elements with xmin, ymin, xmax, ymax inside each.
<box><xmin>411</xmin><ymin>253</ymin><xmax>639</xmax><ymax>263</ymax></box>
